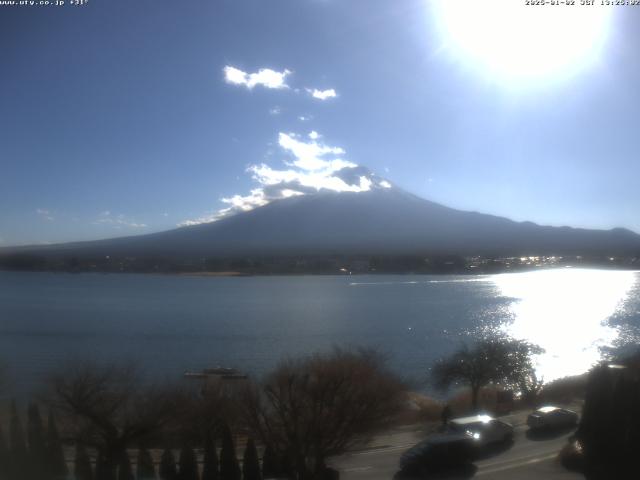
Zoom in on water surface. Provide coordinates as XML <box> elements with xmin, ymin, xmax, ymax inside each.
<box><xmin>0</xmin><ymin>268</ymin><xmax>638</xmax><ymax>397</ymax></box>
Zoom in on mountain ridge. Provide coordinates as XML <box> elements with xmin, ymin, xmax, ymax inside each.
<box><xmin>2</xmin><ymin>180</ymin><xmax>640</xmax><ymax>260</ymax></box>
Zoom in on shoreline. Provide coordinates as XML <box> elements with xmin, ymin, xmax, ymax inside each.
<box><xmin>1</xmin><ymin>264</ymin><xmax>639</xmax><ymax>278</ymax></box>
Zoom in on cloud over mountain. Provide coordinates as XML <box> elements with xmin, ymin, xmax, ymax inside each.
<box><xmin>180</xmin><ymin>132</ymin><xmax>389</xmax><ymax>226</ymax></box>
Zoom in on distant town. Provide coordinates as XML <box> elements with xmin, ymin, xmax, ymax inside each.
<box><xmin>1</xmin><ymin>252</ymin><xmax>638</xmax><ymax>275</ymax></box>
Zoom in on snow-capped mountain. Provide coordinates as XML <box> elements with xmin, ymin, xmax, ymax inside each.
<box><xmin>6</xmin><ymin>166</ymin><xmax>640</xmax><ymax>259</ymax></box>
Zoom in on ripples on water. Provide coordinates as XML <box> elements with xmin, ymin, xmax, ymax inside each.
<box><xmin>0</xmin><ymin>268</ymin><xmax>638</xmax><ymax>397</ymax></box>
<box><xmin>492</xmin><ymin>268</ymin><xmax>638</xmax><ymax>381</ymax></box>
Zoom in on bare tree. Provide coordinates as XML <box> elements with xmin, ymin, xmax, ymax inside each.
<box><xmin>173</xmin><ymin>380</ymin><xmax>240</xmax><ymax>446</ymax></box>
<box><xmin>241</xmin><ymin>348</ymin><xmax>406</xmax><ymax>480</ymax></box>
<box><xmin>432</xmin><ymin>337</ymin><xmax>543</xmax><ymax>411</ymax></box>
<box><xmin>47</xmin><ymin>363</ymin><xmax>180</xmax><ymax>479</ymax></box>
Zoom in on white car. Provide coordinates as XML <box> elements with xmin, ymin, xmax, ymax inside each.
<box><xmin>527</xmin><ymin>406</ymin><xmax>579</xmax><ymax>431</ymax></box>
<box><xmin>447</xmin><ymin>414</ymin><xmax>514</xmax><ymax>447</ymax></box>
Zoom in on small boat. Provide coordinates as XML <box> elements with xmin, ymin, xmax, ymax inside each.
<box><xmin>203</xmin><ymin>367</ymin><xmax>238</xmax><ymax>375</ymax></box>
<box><xmin>184</xmin><ymin>366</ymin><xmax>248</xmax><ymax>380</ymax></box>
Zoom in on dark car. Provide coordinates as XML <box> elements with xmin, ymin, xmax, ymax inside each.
<box><xmin>527</xmin><ymin>406</ymin><xmax>579</xmax><ymax>431</ymax></box>
<box><xmin>398</xmin><ymin>432</ymin><xmax>476</xmax><ymax>476</ymax></box>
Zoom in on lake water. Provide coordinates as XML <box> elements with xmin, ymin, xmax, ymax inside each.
<box><xmin>0</xmin><ymin>268</ymin><xmax>639</xmax><ymax>398</ymax></box>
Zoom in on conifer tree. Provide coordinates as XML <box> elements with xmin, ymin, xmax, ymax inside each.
<box><xmin>277</xmin><ymin>452</ymin><xmax>293</xmax><ymax>479</ymax></box>
<box><xmin>47</xmin><ymin>410</ymin><xmax>69</xmax><ymax>479</ymax></box>
<box><xmin>9</xmin><ymin>401</ymin><xmax>28</xmax><ymax>478</ymax></box>
<box><xmin>27</xmin><ymin>403</ymin><xmax>47</xmax><ymax>478</ymax></box>
<box><xmin>201</xmin><ymin>436</ymin><xmax>219</xmax><ymax>480</ymax></box>
<box><xmin>219</xmin><ymin>425</ymin><xmax>240</xmax><ymax>480</ymax></box>
<box><xmin>159</xmin><ymin>449</ymin><xmax>178</xmax><ymax>480</ymax></box>
<box><xmin>74</xmin><ymin>443</ymin><xmax>94</xmax><ymax>480</ymax></box>
<box><xmin>0</xmin><ymin>424</ymin><xmax>9</xmax><ymax>480</ymax></box>
<box><xmin>178</xmin><ymin>445</ymin><xmax>198</xmax><ymax>480</ymax></box>
<box><xmin>117</xmin><ymin>452</ymin><xmax>135</xmax><ymax>480</ymax></box>
<box><xmin>95</xmin><ymin>450</ymin><xmax>115</xmax><ymax>480</ymax></box>
<box><xmin>136</xmin><ymin>447</ymin><xmax>157</xmax><ymax>480</ymax></box>
<box><xmin>242</xmin><ymin>438</ymin><xmax>261</xmax><ymax>480</ymax></box>
<box><xmin>260</xmin><ymin>446</ymin><xmax>277</xmax><ymax>480</ymax></box>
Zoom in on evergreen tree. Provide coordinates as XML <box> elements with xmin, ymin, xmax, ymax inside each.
<box><xmin>201</xmin><ymin>436</ymin><xmax>218</xmax><ymax>480</ymax></box>
<box><xmin>74</xmin><ymin>443</ymin><xmax>94</xmax><ymax>480</ymax></box>
<box><xmin>9</xmin><ymin>401</ymin><xmax>28</xmax><ymax>478</ymax></box>
<box><xmin>136</xmin><ymin>447</ymin><xmax>157</xmax><ymax>480</ymax></box>
<box><xmin>260</xmin><ymin>445</ymin><xmax>278</xmax><ymax>480</ymax></box>
<box><xmin>576</xmin><ymin>362</ymin><xmax>640</xmax><ymax>478</ymax></box>
<box><xmin>47</xmin><ymin>410</ymin><xmax>69</xmax><ymax>479</ymax></box>
<box><xmin>219</xmin><ymin>425</ymin><xmax>240</xmax><ymax>480</ymax></box>
<box><xmin>117</xmin><ymin>452</ymin><xmax>135</xmax><ymax>480</ymax></box>
<box><xmin>0</xmin><ymin>424</ymin><xmax>9</xmax><ymax>480</ymax></box>
<box><xmin>277</xmin><ymin>452</ymin><xmax>293</xmax><ymax>479</ymax></box>
<box><xmin>95</xmin><ymin>450</ymin><xmax>115</xmax><ymax>480</ymax></box>
<box><xmin>159</xmin><ymin>449</ymin><xmax>178</xmax><ymax>480</ymax></box>
<box><xmin>178</xmin><ymin>445</ymin><xmax>198</xmax><ymax>480</ymax></box>
<box><xmin>242</xmin><ymin>438</ymin><xmax>261</xmax><ymax>480</ymax></box>
<box><xmin>27</xmin><ymin>403</ymin><xmax>47</xmax><ymax>478</ymax></box>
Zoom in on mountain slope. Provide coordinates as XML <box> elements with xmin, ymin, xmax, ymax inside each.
<box><xmin>5</xmin><ymin>185</ymin><xmax>640</xmax><ymax>258</ymax></box>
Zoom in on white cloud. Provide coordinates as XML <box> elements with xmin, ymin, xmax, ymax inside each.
<box><xmin>224</xmin><ymin>66</ymin><xmax>291</xmax><ymax>90</ymax></box>
<box><xmin>379</xmin><ymin>180</ymin><xmax>392</xmax><ymax>189</ymax></box>
<box><xmin>277</xmin><ymin>132</ymin><xmax>347</xmax><ymax>171</ymax></box>
<box><xmin>36</xmin><ymin>208</ymin><xmax>54</xmax><ymax>221</ymax></box>
<box><xmin>307</xmin><ymin>88</ymin><xmax>337</xmax><ymax>100</ymax></box>
<box><xmin>269</xmin><ymin>106</ymin><xmax>282</xmax><ymax>115</ymax></box>
<box><xmin>179</xmin><ymin>131</ymin><xmax>383</xmax><ymax>226</ymax></box>
<box><xmin>94</xmin><ymin>211</ymin><xmax>147</xmax><ymax>229</ymax></box>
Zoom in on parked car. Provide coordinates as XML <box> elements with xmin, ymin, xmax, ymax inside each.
<box><xmin>447</xmin><ymin>414</ymin><xmax>514</xmax><ymax>447</ymax></box>
<box><xmin>398</xmin><ymin>432</ymin><xmax>476</xmax><ymax>476</ymax></box>
<box><xmin>527</xmin><ymin>406</ymin><xmax>579</xmax><ymax>431</ymax></box>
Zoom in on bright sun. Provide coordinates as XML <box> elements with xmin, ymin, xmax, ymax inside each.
<box><xmin>431</xmin><ymin>0</ymin><xmax>613</xmax><ymax>82</ymax></box>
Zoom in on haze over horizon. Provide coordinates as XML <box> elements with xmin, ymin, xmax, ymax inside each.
<box><xmin>2</xmin><ymin>0</ymin><xmax>640</xmax><ymax>246</ymax></box>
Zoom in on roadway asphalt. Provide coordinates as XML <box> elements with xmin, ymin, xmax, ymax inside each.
<box><xmin>331</xmin><ymin>408</ymin><xmax>584</xmax><ymax>480</ymax></box>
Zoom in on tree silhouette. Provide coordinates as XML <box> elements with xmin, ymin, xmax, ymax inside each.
<box><xmin>242</xmin><ymin>348</ymin><xmax>405</xmax><ymax>479</ymax></box>
<box><xmin>159</xmin><ymin>449</ymin><xmax>178</xmax><ymax>480</ymax></box>
<box><xmin>9</xmin><ymin>401</ymin><xmax>28</xmax><ymax>478</ymax></box>
<box><xmin>74</xmin><ymin>443</ymin><xmax>94</xmax><ymax>480</ymax></box>
<box><xmin>576</xmin><ymin>361</ymin><xmax>640</xmax><ymax>479</ymax></box>
<box><xmin>242</xmin><ymin>438</ymin><xmax>261</xmax><ymax>480</ymax></box>
<box><xmin>117</xmin><ymin>452</ymin><xmax>135</xmax><ymax>480</ymax></box>
<box><xmin>219</xmin><ymin>425</ymin><xmax>240</xmax><ymax>480</ymax></box>
<box><xmin>201</xmin><ymin>436</ymin><xmax>219</xmax><ymax>480</ymax></box>
<box><xmin>432</xmin><ymin>338</ymin><xmax>542</xmax><ymax>411</ymax></box>
<box><xmin>49</xmin><ymin>363</ymin><xmax>178</xmax><ymax>478</ymax></box>
<box><xmin>178</xmin><ymin>445</ymin><xmax>198</xmax><ymax>480</ymax></box>
<box><xmin>26</xmin><ymin>403</ymin><xmax>47</xmax><ymax>478</ymax></box>
<box><xmin>260</xmin><ymin>445</ymin><xmax>278</xmax><ymax>479</ymax></box>
<box><xmin>95</xmin><ymin>450</ymin><xmax>113</xmax><ymax>480</ymax></box>
<box><xmin>47</xmin><ymin>410</ymin><xmax>69</xmax><ymax>480</ymax></box>
<box><xmin>0</xmin><ymin>424</ymin><xmax>9</xmax><ymax>480</ymax></box>
<box><xmin>136</xmin><ymin>447</ymin><xmax>156</xmax><ymax>479</ymax></box>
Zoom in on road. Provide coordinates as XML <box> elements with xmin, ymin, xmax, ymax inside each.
<box><xmin>331</xmin><ymin>411</ymin><xmax>584</xmax><ymax>480</ymax></box>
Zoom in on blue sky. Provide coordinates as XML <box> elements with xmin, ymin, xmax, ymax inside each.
<box><xmin>1</xmin><ymin>0</ymin><xmax>639</xmax><ymax>246</ymax></box>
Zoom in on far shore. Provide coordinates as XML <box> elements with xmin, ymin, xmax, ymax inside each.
<box><xmin>178</xmin><ymin>271</ymin><xmax>249</xmax><ymax>277</ymax></box>
<box><xmin>2</xmin><ymin>263</ymin><xmax>639</xmax><ymax>278</ymax></box>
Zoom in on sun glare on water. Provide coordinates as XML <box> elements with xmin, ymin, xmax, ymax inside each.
<box><xmin>430</xmin><ymin>0</ymin><xmax>613</xmax><ymax>83</ymax></box>
<box><xmin>492</xmin><ymin>269</ymin><xmax>637</xmax><ymax>382</ymax></box>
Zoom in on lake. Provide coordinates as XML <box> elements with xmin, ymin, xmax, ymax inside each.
<box><xmin>0</xmin><ymin>268</ymin><xmax>639</xmax><ymax>398</ymax></box>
